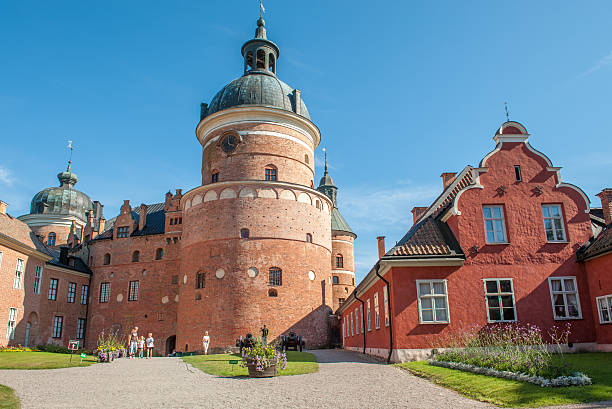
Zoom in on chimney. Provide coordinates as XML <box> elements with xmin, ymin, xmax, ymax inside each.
<box><xmin>98</xmin><ymin>217</ymin><xmax>106</xmax><ymax>234</ymax></box>
<box><xmin>139</xmin><ymin>203</ymin><xmax>148</xmax><ymax>231</ymax></box>
<box><xmin>411</xmin><ymin>206</ymin><xmax>428</xmax><ymax>224</ymax></box>
<box><xmin>440</xmin><ymin>172</ymin><xmax>457</xmax><ymax>190</ymax></box>
<box><xmin>59</xmin><ymin>247</ymin><xmax>69</xmax><ymax>265</ymax></box>
<box><xmin>0</xmin><ymin>201</ymin><xmax>7</xmax><ymax>214</ymax></box>
<box><xmin>377</xmin><ymin>236</ymin><xmax>386</xmax><ymax>259</ymax></box>
<box><xmin>597</xmin><ymin>188</ymin><xmax>612</xmax><ymax>225</ymax></box>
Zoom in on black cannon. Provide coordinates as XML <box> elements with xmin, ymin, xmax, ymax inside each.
<box><xmin>280</xmin><ymin>332</ymin><xmax>305</xmax><ymax>352</ymax></box>
<box><xmin>235</xmin><ymin>333</ymin><xmax>257</xmax><ymax>355</ymax></box>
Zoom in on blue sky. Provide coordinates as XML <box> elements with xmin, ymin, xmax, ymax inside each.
<box><xmin>1</xmin><ymin>1</ymin><xmax>611</xmax><ymax>281</ymax></box>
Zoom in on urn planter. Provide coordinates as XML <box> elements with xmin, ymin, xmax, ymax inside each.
<box><xmin>246</xmin><ymin>361</ymin><xmax>277</xmax><ymax>377</ymax></box>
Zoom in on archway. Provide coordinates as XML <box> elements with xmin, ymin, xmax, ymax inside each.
<box><xmin>166</xmin><ymin>335</ymin><xmax>176</xmax><ymax>356</ymax></box>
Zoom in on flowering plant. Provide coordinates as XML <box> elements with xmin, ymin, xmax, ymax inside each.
<box><xmin>240</xmin><ymin>340</ymin><xmax>287</xmax><ymax>373</ymax></box>
<box><xmin>0</xmin><ymin>345</ymin><xmax>38</xmax><ymax>352</ymax></box>
<box><xmin>95</xmin><ymin>329</ymin><xmax>126</xmax><ymax>362</ymax></box>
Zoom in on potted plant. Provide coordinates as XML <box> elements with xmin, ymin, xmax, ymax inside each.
<box><xmin>240</xmin><ymin>340</ymin><xmax>287</xmax><ymax>377</ymax></box>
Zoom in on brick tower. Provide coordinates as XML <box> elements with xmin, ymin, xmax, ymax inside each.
<box><xmin>177</xmin><ymin>16</ymin><xmax>334</xmax><ymax>351</ymax></box>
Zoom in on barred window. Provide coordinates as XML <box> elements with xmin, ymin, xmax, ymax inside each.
<box><xmin>48</xmin><ymin>278</ymin><xmax>58</xmax><ymax>301</ymax></box>
<box><xmin>128</xmin><ymin>281</ymin><xmax>139</xmax><ymax>301</ymax></box>
<box><xmin>80</xmin><ymin>285</ymin><xmax>89</xmax><ymax>305</ymax></box>
<box><xmin>67</xmin><ymin>282</ymin><xmax>76</xmax><ymax>303</ymax></box>
<box><xmin>196</xmin><ymin>273</ymin><xmax>205</xmax><ymax>289</ymax></box>
<box><xmin>269</xmin><ymin>267</ymin><xmax>282</xmax><ymax>286</ymax></box>
<box><xmin>52</xmin><ymin>316</ymin><xmax>63</xmax><ymax>338</ymax></box>
<box><xmin>76</xmin><ymin>318</ymin><xmax>86</xmax><ymax>339</ymax></box>
<box><xmin>99</xmin><ymin>282</ymin><xmax>110</xmax><ymax>303</ymax></box>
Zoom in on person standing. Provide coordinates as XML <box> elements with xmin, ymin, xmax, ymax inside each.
<box><xmin>260</xmin><ymin>325</ymin><xmax>269</xmax><ymax>345</ymax></box>
<box><xmin>138</xmin><ymin>336</ymin><xmax>145</xmax><ymax>358</ymax></box>
<box><xmin>202</xmin><ymin>331</ymin><xmax>210</xmax><ymax>355</ymax></box>
<box><xmin>129</xmin><ymin>327</ymin><xmax>139</xmax><ymax>359</ymax></box>
<box><xmin>145</xmin><ymin>333</ymin><xmax>154</xmax><ymax>359</ymax></box>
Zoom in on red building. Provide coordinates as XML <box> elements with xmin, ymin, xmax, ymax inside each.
<box><xmin>339</xmin><ymin>121</ymin><xmax>610</xmax><ymax>362</ymax></box>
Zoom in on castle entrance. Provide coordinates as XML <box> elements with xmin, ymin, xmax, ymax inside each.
<box><xmin>165</xmin><ymin>335</ymin><xmax>176</xmax><ymax>356</ymax></box>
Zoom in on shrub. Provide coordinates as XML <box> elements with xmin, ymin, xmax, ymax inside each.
<box><xmin>36</xmin><ymin>344</ymin><xmax>91</xmax><ymax>355</ymax></box>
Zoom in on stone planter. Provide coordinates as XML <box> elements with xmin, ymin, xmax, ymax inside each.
<box><xmin>246</xmin><ymin>361</ymin><xmax>277</xmax><ymax>377</ymax></box>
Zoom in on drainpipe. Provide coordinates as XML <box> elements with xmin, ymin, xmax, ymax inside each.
<box><xmin>375</xmin><ymin>262</ymin><xmax>393</xmax><ymax>364</ymax></box>
<box><xmin>355</xmin><ymin>293</ymin><xmax>366</xmax><ymax>354</ymax></box>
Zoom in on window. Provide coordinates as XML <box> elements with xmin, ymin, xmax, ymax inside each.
<box><xmin>170</xmin><ymin>218</ymin><xmax>174</xmax><ymax>225</ymax></box>
<box><xmin>48</xmin><ymin>232</ymin><xmax>56</xmax><ymax>246</ymax></box>
<box><xmin>366</xmin><ymin>299</ymin><xmax>372</xmax><ymax>331</ymax></box>
<box><xmin>514</xmin><ymin>165</ymin><xmax>522</xmax><ymax>182</ymax></box>
<box><xmin>265</xmin><ymin>166</ymin><xmax>277</xmax><ymax>181</ymax></box>
<box><xmin>542</xmin><ymin>204</ymin><xmax>566</xmax><ymax>242</ymax></box>
<box><xmin>195</xmin><ymin>292</ymin><xmax>202</xmax><ymax>300</ymax></box>
<box><xmin>128</xmin><ymin>281</ymin><xmax>139</xmax><ymax>301</ymax></box>
<box><xmin>99</xmin><ymin>282</ymin><xmax>110</xmax><ymax>303</ymax></box>
<box><xmin>155</xmin><ymin>248</ymin><xmax>163</xmax><ymax>260</ymax></box>
<box><xmin>596</xmin><ymin>295</ymin><xmax>612</xmax><ymax>324</ymax></box>
<box><xmin>332</xmin><ymin>276</ymin><xmax>339</xmax><ymax>285</ymax></box>
<box><xmin>548</xmin><ymin>277</ymin><xmax>582</xmax><ymax>319</ymax></box>
<box><xmin>52</xmin><ymin>316</ymin><xmax>63</xmax><ymax>338</ymax></box>
<box><xmin>117</xmin><ymin>226</ymin><xmax>129</xmax><ymax>238</ymax></box>
<box><xmin>304</xmin><ymin>154</ymin><xmax>309</xmax><ymax>164</ymax></box>
<box><xmin>484</xmin><ymin>279</ymin><xmax>516</xmax><ymax>322</ymax></box>
<box><xmin>268</xmin><ymin>53</ymin><xmax>275</xmax><ymax>72</ymax></box>
<box><xmin>33</xmin><ymin>266</ymin><xmax>43</xmax><ymax>294</ymax></box>
<box><xmin>360</xmin><ymin>304</ymin><xmax>364</xmax><ymax>333</ymax></box>
<box><xmin>67</xmin><ymin>282</ymin><xmax>76</xmax><ymax>303</ymax></box>
<box><xmin>103</xmin><ymin>253</ymin><xmax>111</xmax><ymax>265</ymax></box>
<box><xmin>417</xmin><ymin>280</ymin><xmax>449</xmax><ymax>323</ymax></box>
<box><xmin>13</xmin><ymin>258</ymin><xmax>24</xmax><ymax>289</ymax></box>
<box><xmin>80</xmin><ymin>285</ymin><xmax>89</xmax><ymax>305</ymax></box>
<box><xmin>246</xmin><ymin>51</ymin><xmax>253</xmax><ymax>69</ymax></box>
<box><xmin>132</xmin><ymin>251</ymin><xmax>140</xmax><ymax>262</ymax></box>
<box><xmin>383</xmin><ymin>285</ymin><xmax>390</xmax><ymax>327</ymax></box>
<box><xmin>336</xmin><ymin>255</ymin><xmax>343</xmax><ymax>269</ymax></box>
<box><xmin>374</xmin><ymin>292</ymin><xmax>380</xmax><ymax>329</ymax></box>
<box><xmin>483</xmin><ymin>205</ymin><xmax>507</xmax><ymax>243</ymax></box>
<box><xmin>338</xmin><ymin>297</ymin><xmax>345</xmax><ymax>306</ymax></box>
<box><xmin>256</xmin><ymin>49</ymin><xmax>265</xmax><ymax>69</ymax></box>
<box><xmin>0</xmin><ymin>251</ymin><xmax>2</xmax><ymax>268</ymax></box>
<box><xmin>240</xmin><ymin>228</ymin><xmax>249</xmax><ymax>239</ymax></box>
<box><xmin>48</xmin><ymin>278</ymin><xmax>58</xmax><ymax>301</ymax></box>
<box><xmin>178</xmin><ymin>217</ymin><xmax>182</xmax><ymax>224</ymax></box>
<box><xmin>355</xmin><ymin>307</ymin><xmax>359</xmax><ymax>335</ymax></box>
<box><xmin>196</xmin><ymin>272</ymin><xmax>205</xmax><ymax>289</ymax></box>
<box><xmin>306</xmin><ymin>233</ymin><xmax>312</xmax><ymax>243</ymax></box>
<box><xmin>268</xmin><ymin>288</ymin><xmax>278</xmax><ymax>297</ymax></box>
<box><xmin>269</xmin><ymin>267</ymin><xmax>282</xmax><ymax>286</ymax></box>
<box><xmin>77</xmin><ymin>318</ymin><xmax>86</xmax><ymax>339</ymax></box>
<box><xmin>211</xmin><ymin>172</ymin><xmax>219</xmax><ymax>183</ymax></box>
<box><xmin>171</xmin><ymin>275</ymin><xmax>178</xmax><ymax>284</ymax></box>
<box><xmin>350</xmin><ymin>311</ymin><xmax>354</xmax><ymax>336</ymax></box>
<box><xmin>6</xmin><ymin>308</ymin><xmax>17</xmax><ymax>340</ymax></box>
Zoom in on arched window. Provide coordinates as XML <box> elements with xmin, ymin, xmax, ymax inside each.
<box><xmin>103</xmin><ymin>253</ymin><xmax>111</xmax><ymax>265</ymax></box>
<box><xmin>269</xmin><ymin>267</ymin><xmax>282</xmax><ymax>286</ymax></box>
<box><xmin>132</xmin><ymin>251</ymin><xmax>140</xmax><ymax>262</ymax></box>
<box><xmin>336</xmin><ymin>254</ymin><xmax>344</xmax><ymax>269</ymax></box>
<box><xmin>47</xmin><ymin>232</ymin><xmax>56</xmax><ymax>246</ymax></box>
<box><xmin>256</xmin><ymin>49</ymin><xmax>266</xmax><ymax>69</ymax></box>
<box><xmin>211</xmin><ymin>171</ymin><xmax>219</xmax><ymax>183</ymax></box>
<box><xmin>265</xmin><ymin>165</ymin><xmax>277</xmax><ymax>181</ymax></box>
<box><xmin>316</xmin><ymin>200</ymin><xmax>321</xmax><ymax>210</ymax></box>
<box><xmin>240</xmin><ymin>228</ymin><xmax>249</xmax><ymax>239</ymax></box>
<box><xmin>268</xmin><ymin>288</ymin><xmax>278</xmax><ymax>297</ymax></box>
<box><xmin>246</xmin><ymin>51</ymin><xmax>253</xmax><ymax>70</ymax></box>
<box><xmin>304</xmin><ymin>154</ymin><xmax>309</xmax><ymax>164</ymax></box>
<box><xmin>268</xmin><ymin>53</ymin><xmax>275</xmax><ymax>73</ymax></box>
<box><xmin>306</xmin><ymin>233</ymin><xmax>312</xmax><ymax>243</ymax></box>
<box><xmin>332</xmin><ymin>275</ymin><xmax>339</xmax><ymax>285</ymax></box>
<box><xmin>155</xmin><ymin>248</ymin><xmax>163</xmax><ymax>260</ymax></box>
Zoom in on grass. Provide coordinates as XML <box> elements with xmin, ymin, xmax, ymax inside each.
<box><xmin>0</xmin><ymin>385</ymin><xmax>19</xmax><ymax>409</ymax></box>
<box><xmin>397</xmin><ymin>353</ymin><xmax>612</xmax><ymax>408</ymax></box>
<box><xmin>182</xmin><ymin>351</ymin><xmax>318</xmax><ymax>377</ymax></box>
<box><xmin>0</xmin><ymin>352</ymin><xmax>97</xmax><ymax>370</ymax></box>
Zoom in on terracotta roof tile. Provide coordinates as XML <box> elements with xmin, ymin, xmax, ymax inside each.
<box><xmin>578</xmin><ymin>224</ymin><xmax>612</xmax><ymax>261</ymax></box>
<box><xmin>385</xmin><ymin>216</ymin><xmax>464</xmax><ymax>258</ymax></box>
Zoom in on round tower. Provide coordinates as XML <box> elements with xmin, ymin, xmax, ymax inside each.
<box><xmin>177</xmin><ymin>17</ymin><xmax>334</xmax><ymax>351</ymax></box>
<box><xmin>317</xmin><ymin>156</ymin><xmax>357</xmax><ymax>312</ymax></box>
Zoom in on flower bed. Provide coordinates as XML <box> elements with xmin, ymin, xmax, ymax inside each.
<box><xmin>0</xmin><ymin>345</ymin><xmax>38</xmax><ymax>352</ymax></box>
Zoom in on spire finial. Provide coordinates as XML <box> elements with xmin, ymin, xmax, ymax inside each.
<box><xmin>67</xmin><ymin>140</ymin><xmax>74</xmax><ymax>173</ymax></box>
<box><xmin>259</xmin><ymin>0</ymin><xmax>265</xmax><ymax>19</ymax></box>
<box><xmin>322</xmin><ymin>147</ymin><xmax>328</xmax><ymax>173</ymax></box>
<box><xmin>504</xmin><ymin>101</ymin><xmax>510</xmax><ymax>122</ymax></box>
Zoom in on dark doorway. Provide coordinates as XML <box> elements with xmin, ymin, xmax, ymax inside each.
<box><xmin>166</xmin><ymin>335</ymin><xmax>176</xmax><ymax>356</ymax></box>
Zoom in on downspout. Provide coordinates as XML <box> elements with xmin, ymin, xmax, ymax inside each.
<box><xmin>375</xmin><ymin>262</ymin><xmax>393</xmax><ymax>364</ymax></box>
<box><xmin>354</xmin><ymin>293</ymin><xmax>366</xmax><ymax>354</ymax></box>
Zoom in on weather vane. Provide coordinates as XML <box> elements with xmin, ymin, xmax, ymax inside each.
<box><xmin>67</xmin><ymin>140</ymin><xmax>74</xmax><ymax>172</ymax></box>
<box><xmin>259</xmin><ymin>0</ymin><xmax>265</xmax><ymax>18</ymax></box>
<box><xmin>504</xmin><ymin>102</ymin><xmax>510</xmax><ymax>122</ymax></box>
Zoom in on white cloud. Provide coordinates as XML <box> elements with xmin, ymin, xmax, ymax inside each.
<box><xmin>0</xmin><ymin>166</ymin><xmax>14</xmax><ymax>186</ymax></box>
<box><xmin>578</xmin><ymin>50</ymin><xmax>612</xmax><ymax>78</ymax></box>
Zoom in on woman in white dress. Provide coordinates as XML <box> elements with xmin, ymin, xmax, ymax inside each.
<box><xmin>202</xmin><ymin>331</ymin><xmax>210</xmax><ymax>355</ymax></box>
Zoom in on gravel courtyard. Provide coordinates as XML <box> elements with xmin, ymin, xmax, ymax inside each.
<box><xmin>0</xmin><ymin>349</ymin><xmax>496</xmax><ymax>409</ymax></box>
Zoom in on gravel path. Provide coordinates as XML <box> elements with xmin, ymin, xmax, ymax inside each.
<box><xmin>0</xmin><ymin>349</ymin><xmax>494</xmax><ymax>409</ymax></box>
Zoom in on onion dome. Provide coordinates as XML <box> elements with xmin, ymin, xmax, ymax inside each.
<box><xmin>200</xmin><ymin>17</ymin><xmax>310</xmax><ymax>120</ymax></box>
<box><xmin>29</xmin><ymin>164</ymin><xmax>93</xmax><ymax>222</ymax></box>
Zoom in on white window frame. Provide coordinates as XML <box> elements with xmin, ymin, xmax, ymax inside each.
<box><xmin>128</xmin><ymin>280</ymin><xmax>139</xmax><ymax>301</ymax></box>
<box><xmin>483</xmin><ymin>205</ymin><xmax>508</xmax><ymax>244</ymax></box>
<box><xmin>350</xmin><ymin>311</ymin><xmax>354</xmax><ymax>336</ymax></box>
<box><xmin>359</xmin><ymin>304</ymin><xmax>364</xmax><ymax>333</ymax></box>
<box><xmin>366</xmin><ymin>299</ymin><xmax>371</xmax><ymax>331</ymax></box>
<box><xmin>416</xmin><ymin>279</ymin><xmax>450</xmax><ymax>324</ymax></box>
<box><xmin>52</xmin><ymin>316</ymin><xmax>63</xmax><ymax>338</ymax></box>
<box><xmin>0</xmin><ymin>251</ymin><xmax>3</xmax><ymax>268</ymax></box>
<box><xmin>48</xmin><ymin>278</ymin><xmax>58</xmax><ymax>300</ymax></box>
<box><xmin>80</xmin><ymin>285</ymin><xmax>89</xmax><ymax>305</ymax></box>
<box><xmin>6</xmin><ymin>308</ymin><xmax>17</xmax><ymax>340</ymax></box>
<box><xmin>77</xmin><ymin>318</ymin><xmax>86</xmax><ymax>339</ymax></box>
<box><xmin>99</xmin><ymin>282</ymin><xmax>110</xmax><ymax>303</ymax></box>
<box><xmin>383</xmin><ymin>285</ymin><xmax>390</xmax><ymax>327</ymax></box>
<box><xmin>33</xmin><ymin>265</ymin><xmax>43</xmax><ymax>295</ymax></box>
<box><xmin>548</xmin><ymin>276</ymin><xmax>582</xmax><ymax>320</ymax></box>
<box><xmin>542</xmin><ymin>204</ymin><xmax>567</xmax><ymax>242</ymax></box>
<box><xmin>67</xmin><ymin>282</ymin><xmax>76</xmax><ymax>303</ymax></box>
<box><xmin>13</xmin><ymin>258</ymin><xmax>24</xmax><ymax>289</ymax></box>
<box><xmin>483</xmin><ymin>278</ymin><xmax>517</xmax><ymax>323</ymax></box>
<box><xmin>596</xmin><ymin>295</ymin><xmax>612</xmax><ymax>324</ymax></box>
<box><xmin>354</xmin><ymin>307</ymin><xmax>359</xmax><ymax>335</ymax></box>
<box><xmin>373</xmin><ymin>292</ymin><xmax>380</xmax><ymax>329</ymax></box>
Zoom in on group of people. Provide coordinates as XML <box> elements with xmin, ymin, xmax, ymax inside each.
<box><xmin>198</xmin><ymin>325</ymin><xmax>268</xmax><ymax>355</ymax></box>
<box><xmin>128</xmin><ymin>326</ymin><xmax>155</xmax><ymax>359</ymax></box>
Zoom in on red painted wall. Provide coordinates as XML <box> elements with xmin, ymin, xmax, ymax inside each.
<box><xmin>584</xmin><ymin>254</ymin><xmax>612</xmax><ymax>344</ymax></box>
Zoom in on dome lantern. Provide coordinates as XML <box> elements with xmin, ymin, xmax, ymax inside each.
<box><xmin>241</xmin><ymin>17</ymin><xmax>280</xmax><ymax>76</ymax></box>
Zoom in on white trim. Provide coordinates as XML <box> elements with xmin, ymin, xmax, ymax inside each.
<box><xmin>596</xmin><ymin>294</ymin><xmax>612</xmax><ymax>324</ymax></box>
<box><xmin>332</xmin><ymin>238</ymin><xmax>354</xmax><ymax>245</ymax></box>
<box><xmin>482</xmin><ymin>205</ymin><xmax>508</xmax><ymax>244</ymax></box>
<box><xmin>17</xmin><ymin>213</ymin><xmax>87</xmax><ymax>228</ymax></box>
<box><xmin>542</xmin><ymin>204</ymin><xmax>567</xmax><ymax>242</ymax></box>
<box><xmin>331</xmin><ymin>269</ymin><xmax>355</xmax><ymax>275</ymax></box>
<box><xmin>548</xmin><ymin>276</ymin><xmax>583</xmax><ymax>320</ymax></box>
<box><xmin>482</xmin><ymin>278</ymin><xmax>517</xmax><ymax>323</ymax></box>
<box><xmin>493</xmin><ymin>134</ymin><xmax>530</xmax><ymax>143</ymax></box>
<box><xmin>416</xmin><ymin>279</ymin><xmax>450</xmax><ymax>324</ymax></box>
<box><xmin>416</xmin><ymin>166</ymin><xmax>473</xmax><ymax>223</ymax></box>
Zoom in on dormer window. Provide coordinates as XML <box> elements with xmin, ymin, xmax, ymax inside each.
<box><xmin>117</xmin><ymin>226</ymin><xmax>129</xmax><ymax>238</ymax></box>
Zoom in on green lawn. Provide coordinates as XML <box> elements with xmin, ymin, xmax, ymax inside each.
<box><xmin>0</xmin><ymin>352</ymin><xmax>97</xmax><ymax>370</ymax></box>
<box><xmin>397</xmin><ymin>353</ymin><xmax>612</xmax><ymax>408</ymax></box>
<box><xmin>182</xmin><ymin>351</ymin><xmax>318</xmax><ymax>377</ymax></box>
<box><xmin>0</xmin><ymin>385</ymin><xmax>19</xmax><ymax>409</ymax></box>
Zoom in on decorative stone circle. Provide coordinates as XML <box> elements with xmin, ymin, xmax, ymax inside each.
<box><xmin>162</xmin><ymin>296</ymin><xmax>169</xmax><ymax>304</ymax></box>
<box><xmin>117</xmin><ymin>293</ymin><xmax>123</xmax><ymax>302</ymax></box>
<box><xmin>174</xmin><ymin>295</ymin><xmax>179</xmax><ymax>302</ymax></box>
<box><xmin>183</xmin><ymin>274</ymin><xmax>187</xmax><ymax>284</ymax></box>
<box><xmin>247</xmin><ymin>267</ymin><xmax>258</xmax><ymax>278</ymax></box>
<box><xmin>216</xmin><ymin>268</ymin><xmax>225</xmax><ymax>279</ymax></box>
<box><xmin>308</xmin><ymin>270</ymin><xmax>316</xmax><ymax>281</ymax></box>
